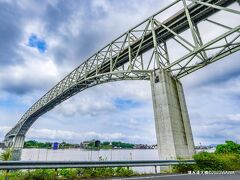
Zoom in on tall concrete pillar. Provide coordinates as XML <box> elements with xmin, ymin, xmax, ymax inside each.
<box><xmin>151</xmin><ymin>69</ymin><xmax>195</xmax><ymax>160</ymax></box>
<box><xmin>11</xmin><ymin>135</ymin><xmax>25</xmax><ymax>160</ymax></box>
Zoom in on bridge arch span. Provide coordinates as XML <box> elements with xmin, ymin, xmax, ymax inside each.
<box><xmin>5</xmin><ymin>0</ymin><xmax>239</xmax><ymax>160</ymax></box>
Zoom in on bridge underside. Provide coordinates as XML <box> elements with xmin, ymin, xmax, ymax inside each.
<box><xmin>4</xmin><ymin>0</ymin><xmax>240</xmax><ymax>160</ymax></box>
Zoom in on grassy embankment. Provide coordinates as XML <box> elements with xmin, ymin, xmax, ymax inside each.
<box><xmin>0</xmin><ymin>167</ymin><xmax>137</xmax><ymax>180</ymax></box>
<box><xmin>173</xmin><ymin>141</ymin><xmax>240</xmax><ymax>173</ymax></box>
<box><xmin>0</xmin><ymin>149</ymin><xmax>137</xmax><ymax>179</ymax></box>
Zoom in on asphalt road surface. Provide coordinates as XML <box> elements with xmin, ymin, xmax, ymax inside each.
<box><xmin>113</xmin><ymin>173</ymin><xmax>240</xmax><ymax>180</ymax></box>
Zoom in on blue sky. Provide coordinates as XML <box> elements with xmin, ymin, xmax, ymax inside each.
<box><xmin>0</xmin><ymin>0</ymin><xmax>240</xmax><ymax>145</ymax></box>
<box><xmin>28</xmin><ymin>34</ymin><xmax>47</xmax><ymax>53</ymax></box>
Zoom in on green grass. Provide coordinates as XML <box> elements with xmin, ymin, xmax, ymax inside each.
<box><xmin>0</xmin><ymin>167</ymin><xmax>137</xmax><ymax>180</ymax></box>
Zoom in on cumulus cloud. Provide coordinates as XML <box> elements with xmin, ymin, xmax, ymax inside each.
<box><xmin>227</xmin><ymin>114</ymin><xmax>240</xmax><ymax>122</ymax></box>
<box><xmin>27</xmin><ymin>128</ymin><xmax>127</xmax><ymax>142</ymax></box>
<box><xmin>0</xmin><ymin>125</ymin><xmax>148</xmax><ymax>144</ymax></box>
<box><xmin>0</xmin><ymin>126</ymin><xmax>11</xmax><ymax>140</ymax></box>
<box><xmin>0</xmin><ymin>59</ymin><xmax>59</xmax><ymax>95</ymax></box>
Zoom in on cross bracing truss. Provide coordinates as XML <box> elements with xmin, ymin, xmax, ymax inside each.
<box><xmin>5</xmin><ymin>0</ymin><xmax>240</xmax><ymax>142</ymax></box>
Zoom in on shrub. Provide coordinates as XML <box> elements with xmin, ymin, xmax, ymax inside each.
<box><xmin>23</xmin><ymin>169</ymin><xmax>55</xmax><ymax>180</ymax></box>
<box><xmin>94</xmin><ymin>167</ymin><xmax>114</xmax><ymax>177</ymax></box>
<box><xmin>172</xmin><ymin>162</ymin><xmax>195</xmax><ymax>173</ymax></box>
<box><xmin>0</xmin><ymin>167</ymin><xmax>137</xmax><ymax>179</ymax></box>
<box><xmin>215</xmin><ymin>141</ymin><xmax>240</xmax><ymax>154</ymax></box>
<box><xmin>193</xmin><ymin>152</ymin><xmax>240</xmax><ymax>171</ymax></box>
<box><xmin>0</xmin><ymin>148</ymin><xmax>13</xmax><ymax>161</ymax></box>
<box><xmin>0</xmin><ymin>170</ymin><xmax>25</xmax><ymax>180</ymax></box>
<box><xmin>79</xmin><ymin>168</ymin><xmax>95</xmax><ymax>178</ymax></box>
<box><xmin>174</xmin><ymin>152</ymin><xmax>240</xmax><ymax>173</ymax></box>
<box><xmin>115</xmin><ymin>167</ymin><xmax>135</xmax><ymax>177</ymax></box>
<box><xmin>59</xmin><ymin>168</ymin><xmax>78</xmax><ymax>179</ymax></box>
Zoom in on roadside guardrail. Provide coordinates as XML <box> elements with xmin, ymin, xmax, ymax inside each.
<box><xmin>0</xmin><ymin>160</ymin><xmax>195</xmax><ymax>171</ymax></box>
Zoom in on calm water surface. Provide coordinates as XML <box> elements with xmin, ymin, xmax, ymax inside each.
<box><xmin>21</xmin><ymin>148</ymin><xmax>159</xmax><ymax>161</ymax></box>
<box><xmin>21</xmin><ymin>148</ymin><xmax>159</xmax><ymax>173</ymax></box>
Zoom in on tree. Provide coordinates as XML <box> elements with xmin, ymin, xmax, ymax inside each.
<box><xmin>102</xmin><ymin>141</ymin><xmax>110</xmax><ymax>146</ymax></box>
<box><xmin>215</xmin><ymin>141</ymin><xmax>240</xmax><ymax>154</ymax></box>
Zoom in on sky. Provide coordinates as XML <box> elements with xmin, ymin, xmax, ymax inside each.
<box><xmin>0</xmin><ymin>0</ymin><xmax>240</xmax><ymax>146</ymax></box>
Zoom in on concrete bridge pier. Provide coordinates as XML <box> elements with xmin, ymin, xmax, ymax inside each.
<box><xmin>4</xmin><ymin>135</ymin><xmax>25</xmax><ymax>160</ymax></box>
<box><xmin>12</xmin><ymin>135</ymin><xmax>25</xmax><ymax>160</ymax></box>
<box><xmin>151</xmin><ymin>69</ymin><xmax>195</xmax><ymax>160</ymax></box>
<box><xmin>4</xmin><ymin>137</ymin><xmax>14</xmax><ymax>148</ymax></box>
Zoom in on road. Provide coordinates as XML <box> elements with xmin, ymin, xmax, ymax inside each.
<box><xmin>112</xmin><ymin>173</ymin><xmax>240</xmax><ymax>180</ymax></box>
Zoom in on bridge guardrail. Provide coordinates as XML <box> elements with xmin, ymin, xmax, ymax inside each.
<box><xmin>0</xmin><ymin>160</ymin><xmax>195</xmax><ymax>170</ymax></box>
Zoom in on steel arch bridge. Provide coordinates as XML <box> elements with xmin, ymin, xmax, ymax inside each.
<box><xmin>4</xmin><ymin>0</ymin><xmax>240</xmax><ymax>157</ymax></box>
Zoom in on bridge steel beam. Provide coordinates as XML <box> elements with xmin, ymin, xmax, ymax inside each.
<box><xmin>151</xmin><ymin>70</ymin><xmax>194</xmax><ymax>160</ymax></box>
<box><xmin>4</xmin><ymin>0</ymin><xmax>240</xmax><ymax>160</ymax></box>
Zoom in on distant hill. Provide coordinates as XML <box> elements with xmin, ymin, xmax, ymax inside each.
<box><xmin>209</xmin><ymin>144</ymin><xmax>218</xmax><ymax>147</ymax></box>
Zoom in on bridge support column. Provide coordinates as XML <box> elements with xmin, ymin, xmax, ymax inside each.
<box><xmin>150</xmin><ymin>69</ymin><xmax>195</xmax><ymax>160</ymax></box>
<box><xmin>11</xmin><ymin>135</ymin><xmax>25</xmax><ymax>161</ymax></box>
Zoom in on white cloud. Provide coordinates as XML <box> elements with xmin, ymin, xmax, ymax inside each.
<box><xmin>0</xmin><ymin>126</ymin><xmax>11</xmax><ymax>141</ymax></box>
<box><xmin>25</xmin><ymin>127</ymin><xmax>144</xmax><ymax>143</ymax></box>
<box><xmin>228</xmin><ymin>114</ymin><xmax>240</xmax><ymax>121</ymax></box>
<box><xmin>222</xmin><ymin>114</ymin><xmax>240</xmax><ymax>122</ymax></box>
<box><xmin>0</xmin><ymin>54</ymin><xmax>59</xmax><ymax>96</ymax></box>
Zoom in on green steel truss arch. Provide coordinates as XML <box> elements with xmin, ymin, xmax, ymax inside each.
<box><xmin>5</xmin><ymin>0</ymin><xmax>240</xmax><ymax>145</ymax></box>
